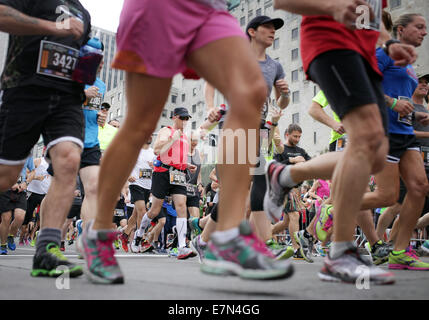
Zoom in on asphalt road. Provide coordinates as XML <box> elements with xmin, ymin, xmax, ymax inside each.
<box><xmin>1</xmin><ymin>244</ymin><xmax>429</xmax><ymax>302</ymax></box>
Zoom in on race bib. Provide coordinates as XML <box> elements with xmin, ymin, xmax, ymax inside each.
<box><xmin>335</xmin><ymin>135</ymin><xmax>347</xmax><ymax>152</ymax></box>
<box><xmin>169</xmin><ymin>168</ymin><xmax>186</xmax><ymax>186</ymax></box>
<box><xmin>37</xmin><ymin>41</ymin><xmax>79</xmax><ymax>81</ymax></box>
<box><xmin>397</xmin><ymin>96</ymin><xmax>413</xmax><ymax>126</ymax></box>
<box><xmin>422</xmin><ymin>146</ymin><xmax>429</xmax><ymax>166</ymax></box>
<box><xmin>186</xmin><ymin>184</ymin><xmax>197</xmax><ymax>197</ymax></box>
<box><xmin>114</xmin><ymin>208</ymin><xmax>125</xmax><ymax>217</ymax></box>
<box><xmin>139</xmin><ymin>169</ymin><xmax>152</xmax><ymax>179</ymax></box>
<box><xmin>83</xmin><ymin>95</ymin><xmax>102</xmax><ymax>111</ymax></box>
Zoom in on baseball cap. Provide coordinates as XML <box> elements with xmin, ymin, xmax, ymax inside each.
<box><xmin>172</xmin><ymin>107</ymin><xmax>191</xmax><ymax>118</ymax></box>
<box><xmin>246</xmin><ymin>15</ymin><xmax>284</xmax><ymax>38</ymax></box>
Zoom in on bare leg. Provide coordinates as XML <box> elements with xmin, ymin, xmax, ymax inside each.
<box><xmin>376</xmin><ymin>203</ymin><xmax>401</xmax><ymax>240</ymax></box>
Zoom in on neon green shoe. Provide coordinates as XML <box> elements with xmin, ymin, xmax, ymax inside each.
<box><xmin>315</xmin><ymin>205</ymin><xmax>333</xmax><ymax>242</ymax></box>
<box><xmin>266</xmin><ymin>239</ymin><xmax>294</xmax><ymax>260</ymax></box>
<box><xmin>30</xmin><ymin>231</ymin><xmax>39</xmax><ymax>247</ymax></box>
<box><xmin>389</xmin><ymin>247</ymin><xmax>429</xmax><ymax>270</ymax></box>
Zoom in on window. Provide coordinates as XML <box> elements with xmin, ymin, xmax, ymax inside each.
<box><xmin>181</xmin><ymin>93</ymin><xmax>186</xmax><ymax>102</ymax></box>
<box><xmin>314</xmin><ymin>132</ymin><xmax>317</xmax><ymax>144</ymax></box>
<box><xmin>240</xmin><ymin>16</ymin><xmax>246</xmax><ymax>26</ymax></box>
<box><xmin>389</xmin><ymin>0</ymin><xmax>401</xmax><ymax>9</ymax></box>
<box><xmin>291</xmin><ymin>48</ymin><xmax>299</xmax><ymax>61</ymax></box>
<box><xmin>171</xmin><ymin>95</ymin><xmax>177</xmax><ymax>104</ymax></box>
<box><xmin>248</xmin><ymin>10</ymin><xmax>253</xmax><ymax>19</ymax></box>
<box><xmin>291</xmin><ymin>27</ymin><xmax>299</xmax><ymax>40</ymax></box>
<box><xmin>162</xmin><ymin>109</ymin><xmax>167</xmax><ymax>118</ymax></box>
<box><xmin>118</xmin><ymin>92</ymin><xmax>122</xmax><ymax>103</ymax></box>
<box><xmin>273</xmin><ymin>38</ymin><xmax>280</xmax><ymax>50</ymax></box>
<box><xmin>192</xmin><ymin>121</ymin><xmax>196</xmax><ymax>130</ymax></box>
<box><xmin>256</xmin><ymin>8</ymin><xmax>262</xmax><ymax>16</ymax></box>
<box><xmin>292</xmin><ymin>91</ymin><xmax>300</xmax><ymax>104</ymax></box>
<box><xmin>192</xmin><ymin>104</ymin><xmax>197</xmax><ymax>113</ymax></box>
<box><xmin>291</xmin><ymin>69</ymin><xmax>298</xmax><ymax>82</ymax></box>
<box><xmin>292</xmin><ymin>112</ymin><xmax>299</xmax><ymax>124</ymax></box>
<box><xmin>116</xmin><ymin>108</ymin><xmax>121</xmax><ymax>117</ymax></box>
<box><xmin>193</xmin><ymin>88</ymin><xmax>197</xmax><ymax>96</ymax></box>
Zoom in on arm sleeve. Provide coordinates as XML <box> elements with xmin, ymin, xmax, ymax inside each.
<box><xmin>376</xmin><ymin>47</ymin><xmax>392</xmax><ymax>74</ymax></box>
<box><xmin>275</xmin><ymin>62</ymin><xmax>286</xmax><ymax>82</ymax></box>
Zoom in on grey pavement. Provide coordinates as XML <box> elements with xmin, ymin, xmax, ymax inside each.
<box><xmin>0</xmin><ymin>244</ymin><xmax>429</xmax><ymax>300</ymax></box>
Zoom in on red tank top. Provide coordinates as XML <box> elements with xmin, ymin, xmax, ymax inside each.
<box><xmin>154</xmin><ymin>126</ymin><xmax>189</xmax><ymax>172</ymax></box>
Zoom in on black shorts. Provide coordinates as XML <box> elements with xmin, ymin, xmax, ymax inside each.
<box><xmin>308</xmin><ymin>50</ymin><xmax>388</xmax><ymax>134</ymax></box>
<box><xmin>126</xmin><ymin>206</ymin><xmax>134</xmax><ymax>219</ymax></box>
<box><xmin>80</xmin><ymin>145</ymin><xmax>101</xmax><ymax>168</ymax></box>
<box><xmin>67</xmin><ymin>204</ymin><xmax>81</xmax><ymax>220</ymax></box>
<box><xmin>250</xmin><ymin>174</ymin><xmax>266</xmax><ymax>212</ymax></box>
<box><xmin>0</xmin><ymin>190</ymin><xmax>27</xmax><ymax>214</ymax></box>
<box><xmin>0</xmin><ymin>85</ymin><xmax>85</xmax><ymax>164</ymax></box>
<box><xmin>187</xmin><ymin>195</ymin><xmax>200</xmax><ymax>208</ymax></box>
<box><xmin>151</xmin><ymin>171</ymin><xmax>187</xmax><ymax>200</ymax></box>
<box><xmin>129</xmin><ymin>184</ymin><xmax>150</xmax><ymax>204</ymax></box>
<box><xmin>387</xmin><ymin>134</ymin><xmax>420</xmax><ymax>164</ymax></box>
<box><xmin>23</xmin><ymin>192</ymin><xmax>45</xmax><ymax>225</ymax></box>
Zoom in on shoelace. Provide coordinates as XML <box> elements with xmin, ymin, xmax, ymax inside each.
<box><xmin>405</xmin><ymin>246</ymin><xmax>419</xmax><ymax>260</ymax></box>
<box><xmin>97</xmin><ymin>240</ymin><xmax>117</xmax><ymax>267</ymax></box>
<box><xmin>242</xmin><ymin>233</ymin><xmax>275</xmax><ymax>258</ymax></box>
<box><xmin>48</xmin><ymin>245</ymin><xmax>68</xmax><ymax>261</ymax></box>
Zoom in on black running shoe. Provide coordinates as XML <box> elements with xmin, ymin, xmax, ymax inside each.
<box><xmin>31</xmin><ymin>243</ymin><xmax>83</xmax><ymax>278</ymax></box>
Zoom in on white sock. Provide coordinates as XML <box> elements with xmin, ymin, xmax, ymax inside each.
<box><xmin>329</xmin><ymin>241</ymin><xmax>355</xmax><ymax>259</ymax></box>
<box><xmin>176</xmin><ymin>218</ymin><xmax>187</xmax><ymax>248</ymax></box>
<box><xmin>137</xmin><ymin>214</ymin><xmax>152</xmax><ymax>238</ymax></box>
<box><xmin>279</xmin><ymin>165</ymin><xmax>298</xmax><ymax>188</ymax></box>
<box><xmin>211</xmin><ymin>228</ymin><xmax>239</xmax><ymax>245</ymax></box>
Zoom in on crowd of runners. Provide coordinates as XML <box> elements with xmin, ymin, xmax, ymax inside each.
<box><xmin>0</xmin><ymin>0</ymin><xmax>429</xmax><ymax>287</ymax></box>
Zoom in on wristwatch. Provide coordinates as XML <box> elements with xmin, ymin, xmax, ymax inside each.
<box><xmin>383</xmin><ymin>39</ymin><xmax>401</xmax><ymax>56</ymax></box>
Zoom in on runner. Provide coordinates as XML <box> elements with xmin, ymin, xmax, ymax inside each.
<box><xmin>81</xmin><ymin>0</ymin><xmax>294</xmax><ymax>283</ymax></box>
<box><xmin>0</xmin><ymin>0</ymin><xmax>91</xmax><ymax>278</ymax></box>
<box><xmin>265</xmin><ymin>0</ymin><xmax>417</xmax><ymax>284</ymax></box>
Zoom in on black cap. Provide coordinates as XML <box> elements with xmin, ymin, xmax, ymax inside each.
<box><xmin>172</xmin><ymin>107</ymin><xmax>191</xmax><ymax>118</ymax></box>
<box><xmin>246</xmin><ymin>16</ymin><xmax>284</xmax><ymax>38</ymax></box>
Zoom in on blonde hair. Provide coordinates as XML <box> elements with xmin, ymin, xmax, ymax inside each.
<box><xmin>393</xmin><ymin>13</ymin><xmax>423</xmax><ymax>39</ymax></box>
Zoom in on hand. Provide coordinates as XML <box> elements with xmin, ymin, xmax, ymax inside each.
<box><xmin>273</xmin><ymin>131</ymin><xmax>282</xmax><ymax>146</ymax></box>
<box><xmin>171</xmin><ymin>129</ymin><xmax>182</xmax><ymax>142</ymax></box>
<box><xmin>291</xmin><ymin>156</ymin><xmax>306</xmax><ymax>163</ymax></box>
<box><xmin>128</xmin><ymin>176</ymin><xmax>137</xmax><ymax>183</ymax></box>
<box><xmin>85</xmin><ymin>86</ymin><xmax>99</xmax><ymax>99</ymax></box>
<box><xmin>74</xmin><ymin>190</ymin><xmax>81</xmax><ymax>197</ymax></box>
<box><xmin>415</xmin><ymin>112</ymin><xmax>429</xmax><ymax>126</ymax></box>
<box><xmin>330</xmin><ymin>0</ymin><xmax>374</xmax><ymax>30</ymax></box>
<box><xmin>54</xmin><ymin>17</ymin><xmax>84</xmax><ymax>40</ymax></box>
<box><xmin>269</xmin><ymin>106</ymin><xmax>284</xmax><ymax>123</ymax></box>
<box><xmin>97</xmin><ymin>110</ymin><xmax>108</xmax><ymax>127</ymax></box>
<box><xmin>389</xmin><ymin>43</ymin><xmax>417</xmax><ymax>67</ymax></box>
<box><xmin>188</xmin><ymin>164</ymin><xmax>197</xmax><ymax>174</ymax></box>
<box><xmin>275</xmin><ymin>79</ymin><xmax>290</xmax><ymax>97</ymax></box>
<box><xmin>332</xmin><ymin>122</ymin><xmax>346</xmax><ymax>135</ymax></box>
<box><xmin>18</xmin><ymin>182</ymin><xmax>27</xmax><ymax>192</ymax></box>
<box><xmin>208</xmin><ymin>107</ymin><xmax>221</xmax><ymax>123</ymax></box>
<box><xmin>393</xmin><ymin>99</ymin><xmax>414</xmax><ymax>117</ymax></box>
<box><xmin>11</xmin><ymin>183</ymin><xmax>19</xmax><ymax>191</ymax></box>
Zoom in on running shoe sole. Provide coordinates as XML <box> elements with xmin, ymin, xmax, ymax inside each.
<box><xmin>388</xmin><ymin>264</ymin><xmax>429</xmax><ymax>270</ymax></box>
<box><xmin>201</xmin><ymin>259</ymin><xmax>294</xmax><ymax>281</ymax></box>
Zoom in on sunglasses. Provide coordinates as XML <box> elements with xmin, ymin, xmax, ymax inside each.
<box><xmin>179</xmin><ymin>116</ymin><xmax>189</xmax><ymax>121</ymax></box>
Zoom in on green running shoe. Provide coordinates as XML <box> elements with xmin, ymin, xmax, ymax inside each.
<box><xmin>315</xmin><ymin>205</ymin><xmax>333</xmax><ymax>243</ymax></box>
<box><xmin>31</xmin><ymin>243</ymin><xmax>83</xmax><ymax>278</ymax></box>
<box><xmin>421</xmin><ymin>240</ymin><xmax>429</xmax><ymax>255</ymax></box>
<box><xmin>388</xmin><ymin>247</ymin><xmax>429</xmax><ymax>270</ymax></box>
<box><xmin>266</xmin><ymin>239</ymin><xmax>293</xmax><ymax>260</ymax></box>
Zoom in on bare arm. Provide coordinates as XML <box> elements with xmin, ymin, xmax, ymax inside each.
<box><xmin>414</xmin><ymin>131</ymin><xmax>429</xmax><ymax>139</ymax></box>
<box><xmin>153</xmin><ymin>127</ymin><xmax>181</xmax><ymax>156</ymax></box>
<box><xmin>308</xmin><ymin>101</ymin><xmax>345</xmax><ymax>134</ymax></box>
<box><xmin>205</xmin><ymin>82</ymin><xmax>215</xmax><ymax>111</ymax></box>
<box><xmin>0</xmin><ymin>5</ymin><xmax>83</xmax><ymax>38</ymax></box>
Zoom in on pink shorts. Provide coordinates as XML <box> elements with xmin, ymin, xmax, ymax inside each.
<box><xmin>112</xmin><ymin>0</ymin><xmax>246</xmax><ymax>78</ymax></box>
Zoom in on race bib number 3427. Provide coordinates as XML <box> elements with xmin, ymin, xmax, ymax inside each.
<box><xmin>37</xmin><ymin>41</ymin><xmax>79</xmax><ymax>81</ymax></box>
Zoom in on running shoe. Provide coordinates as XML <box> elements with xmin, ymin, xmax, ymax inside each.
<box><xmin>130</xmin><ymin>236</ymin><xmax>142</xmax><ymax>253</ymax></box>
<box><xmin>114</xmin><ymin>239</ymin><xmax>120</xmax><ymax>250</ymax></box>
<box><xmin>315</xmin><ymin>243</ymin><xmax>327</xmax><ymax>257</ymax></box>
<box><xmin>140</xmin><ymin>242</ymin><xmax>154</xmax><ymax>253</ymax></box>
<box><xmin>421</xmin><ymin>240</ymin><xmax>429</xmax><ymax>254</ymax></box>
<box><xmin>388</xmin><ymin>247</ymin><xmax>429</xmax><ymax>270</ymax></box>
<box><xmin>294</xmin><ymin>230</ymin><xmax>314</xmax><ymax>263</ymax></box>
<box><xmin>189</xmin><ymin>217</ymin><xmax>202</xmax><ymax>239</ymax></box>
<box><xmin>76</xmin><ymin>223</ymin><xmax>124</xmax><ymax>284</ymax></box>
<box><xmin>168</xmin><ymin>247</ymin><xmax>179</xmax><ymax>257</ymax></box>
<box><xmin>118</xmin><ymin>232</ymin><xmax>129</xmax><ymax>252</ymax></box>
<box><xmin>370</xmin><ymin>240</ymin><xmax>391</xmax><ymax>265</ymax></box>
<box><xmin>177</xmin><ymin>246</ymin><xmax>196</xmax><ymax>260</ymax></box>
<box><xmin>31</xmin><ymin>243</ymin><xmax>83</xmax><ymax>278</ymax></box>
<box><xmin>0</xmin><ymin>245</ymin><xmax>7</xmax><ymax>255</ymax></box>
<box><xmin>266</xmin><ymin>239</ymin><xmax>293</xmax><ymax>260</ymax></box>
<box><xmin>293</xmin><ymin>249</ymin><xmax>304</xmax><ymax>260</ymax></box>
<box><xmin>30</xmin><ymin>231</ymin><xmax>39</xmax><ymax>247</ymax></box>
<box><xmin>201</xmin><ymin>221</ymin><xmax>294</xmax><ymax>280</ymax></box>
<box><xmin>318</xmin><ymin>247</ymin><xmax>395</xmax><ymax>285</ymax></box>
<box><xmin>264</xmin><ymin>160</ymin><xmax>294</xmax><ymax>223</ymax></box>
<box><xmin>60</xmin><ymin>241</ymin><xmax>65</xmax><ymax>252</ymax></box>
<box><xmin>7</xmin><ymin>235</ymin><xmax>16</xmax><ymax>251</ymax></box>
<box><xmin>190</xmin><ymin>235</ymin><xmax>207</xmax><ymax>263</ymax></box>
<box><xmin>19</xmin><ymin>239</ymin><xmax>24</xmax><ymax>246</ymax></box>
<box><xmin>315</xmin><ymin>205</ymin><xmax>333</xmax><ymax>242</ymax></box>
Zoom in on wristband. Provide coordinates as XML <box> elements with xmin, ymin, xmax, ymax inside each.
<box><xmin>271</xmin><ymin>122</ymin><xmax>278</xmax><ymax>127</ymax></box>
<box><xmin>390</xmin><ymin>98</ymin><xmax>398</xmax><ymax>110</ymax></box>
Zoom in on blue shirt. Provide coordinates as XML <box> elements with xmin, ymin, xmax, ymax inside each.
<box><xmin>83</xmin><ymin>77</ymin><xmax>106</xmax><ymax>148</ymax></box>
<box><xmin>20</xmin><ymin>156</ymin><xmax>35</xmax><ymax>183</ymax></box>
<box><xmin>376</xmin><ymin>47</ymin><xmax>418</xmax><ymax>135</ymax></box>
